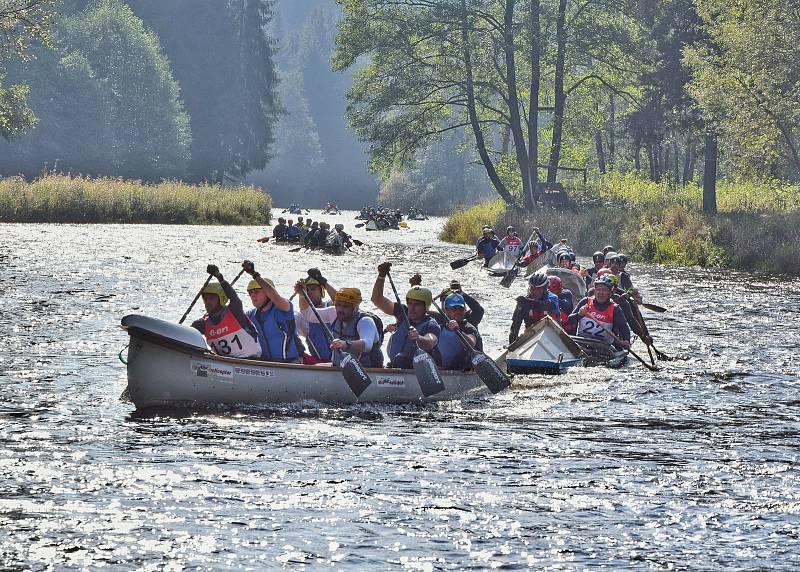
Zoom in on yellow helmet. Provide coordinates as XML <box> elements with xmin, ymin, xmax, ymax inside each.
<box><xmin>406</xmin><ymin>286</ymin><xmax>433</xmax><ymax>310</ymax></box>
<box><xmin>304</xmin><ymin>277</ymin><xmax>325</xmax><ymax>297</ymax></box>
<box><xmin>335</xmin><ymin>287</ymin><xmax>362</xmax><ymax>305</ymax></box>
<box><xmin>201</xmin><ymin>282</ymin><xmax>228</xmax><ymax>306</ymax></box>
<box><xmin>246</xmin><ymin>277</ymin><xmax>275</xmax><ymax>291</ymax></box>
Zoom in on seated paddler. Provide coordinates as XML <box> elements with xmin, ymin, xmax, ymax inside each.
<box><xmin>509</xmin><ymin>273</ymin><xmax>561</xmax><ymax>344</ymax></box>
<box><xmin>298</xmin><ymin>285</ymin><xmax>384</xmax><ymax>368</ymax></box>
<box><xmin>565</xmin><ymin>275</ymin><xmax>631</xmax><ymax>349</ymax></box>
<box><xmin>241</xmin><ymin>260</ymin><xmax>304</xmax><ymax>363</ymax></box>
<box><xmin>371</xmin><ymin>262</ymin><xmax>441</xmax><ymax>369</ymax></box>
<box><xmin>435</xmin><ymin>293</ymin><xmax>482</xmax><ymax>370</ymax></box>
<box><xmin>191</xmin><ymin>264</ymin><xmax>261</xmax><ymax>359</ymax></box>
<box><xmin>293</xmin><ymin>268</ymin><xmax>337</xmax><ymax>364</ymax></box>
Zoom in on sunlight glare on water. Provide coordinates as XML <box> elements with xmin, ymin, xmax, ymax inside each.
<box><xmin>1</xmin><ymin>215</ymin><xmax>799</xmax><ymax>569</ymax></box>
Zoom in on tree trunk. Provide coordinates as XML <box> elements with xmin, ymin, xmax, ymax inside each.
<box><xmin>546</xmin><ymin>0</ymin><xmax>567</xmax><ymax>184</ymax></box>
<box><xmin>672</xmin><ymin>140</ymin><xmax>680</xmax><ymax>188</ymax></box>
<box><xmin>527</xmin><ymin>0</ymin><xmax>541</xmax><ymax>205</ymax></box>
<box><xmin>460</xmin><ymin>1</ymin><xmax>515</xmax><ymax>205</ymax></box>
<box><xmin>595</xmin><ymin>131</ymin><xmax>606</xmax><ymax>174</ymax></box>
<box><xmin>501</xmin><ymin>124</ymin><xmax>511</xmax><ymax>155</ymax></box>
<box><xmin>663</xmin><ymin>145</ymin><xmax>671</xmax><ymax>183</ymax></box>
<box><xmin>647</xmin><ymin>145</ymin><xmax>655</xmax><ymax>181</ymax></box>
<box><xmin>682</xmin><ymin>136</ymin><xmax>694</xmax><ymax>185</ymax></box>
<box><xmin>609</xmin><ymin>94</ymin><xmax>616</xmax><ymax>169</ymax></box>
<box><xmin>634</xmin><ymin>144</ymin><xmax>641</xmax><ymax>172</ymax></box>
<box><xmin>687</xmin><ymin>138</ymin><xmax>697</xmax><ymax>184</ymax></box>
<box><xmin>502</xmin><ymin>0</ymin><xmax>533</xmax><ymax>208</ymax></box>
<box><xmin>703</xmin><ymin>133</ymin><xmax>718</xmax><ymax>214</ymax></box>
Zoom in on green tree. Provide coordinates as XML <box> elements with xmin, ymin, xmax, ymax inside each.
<box><xmin>0</xmin><ymin>0</ymin><xmax>57</xmax><ymax>139</ymax></box>
<box><xmin>127</xmin><ymin>0</ymin><xmax>280</xmax><ymax>183</ymax></box>
<box><xmin>335</xmin><ymin>0</ymin><xmax>642</xmax><ymax>208</ymax></box>
<box><xmin>686</xmin><ymin>0</ymin><xmax>800</xmax><ymax>180</ymax></box>
<box><xmin>0</xmin><ymin>0</ymin><xmax>191</xmax><ymax>179</ymax></box>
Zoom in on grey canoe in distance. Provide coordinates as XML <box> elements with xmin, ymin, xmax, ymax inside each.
<box><xmin>121</xmin><ymin>315</ymin><xmax>490</xmax><ymax>410</ymax></box>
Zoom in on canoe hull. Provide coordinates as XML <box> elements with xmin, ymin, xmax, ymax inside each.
<box><xmin>503</xmin><ymin>316</ymin><xmax>584</xmax><ymax>375</ymax></box>
<box><xmin>123</xmin><ymin>316</ymin><xmax>489</xmax><ymax>409</ymax></box>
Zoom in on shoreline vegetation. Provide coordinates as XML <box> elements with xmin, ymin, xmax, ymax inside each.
<box><xmin>441</xmin><ymin>174</ymin><xmax>800</xmax><ymax>275</ymax></box>
<box><xmin>0</xmin><ymin>174</ymin><xmax>272</xmax><ymax>225</ymax></box>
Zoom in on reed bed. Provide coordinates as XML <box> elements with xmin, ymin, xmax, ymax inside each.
<box><xmin>0</xmin><ymin>174</ymin><xmax>271</xmax><ymax>225</ymax></box>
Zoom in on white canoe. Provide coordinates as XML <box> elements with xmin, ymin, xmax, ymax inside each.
<box><xmin>501</xmin><ymin>316</ymin><xmax>584</xmax><ymax>374</ymax></box>
<box><xmin>486</xmin><ymin>251</ymin><xmax>518</xmax><ymax>276</ymax></box>
<box><xmin>527</xmin><ymin>267</ymin><xmax>586</xmax><ymax>300</ymax></box>
<box><xmin>122</xmin><ymin>315</ymin><xmax>489</xmax><ymax>409</ymax></box>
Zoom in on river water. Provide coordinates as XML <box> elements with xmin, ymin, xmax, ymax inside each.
<box><xmin>1</xmin><ymin>214</ymin><xmax>798</xmax><ymax>570</ymax></box>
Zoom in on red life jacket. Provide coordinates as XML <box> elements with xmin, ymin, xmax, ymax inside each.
<box><xmin>576</xmin><ymin>298</ymin><xmax>617</xmax><ymax>344</ymax></box>
<box><xmin>204</xmin><ymin>308</ymin><xmax>261</xmax><ymax>358</ymax></box>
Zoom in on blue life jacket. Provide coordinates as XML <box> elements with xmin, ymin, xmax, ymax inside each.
<box><xmin>306</xmin><ymin>320</ymin><xmax>332</xmax><ymax>361</ymax></box>
<box><xmin>388</xmin><ymin>312</ymin><xmax>442</xmax><ymax>366</ymax></box>
<box><xmin>476</xmin><ymin>236</ymin><xmax>499</xmax><ymax>258</ymax></box>
<box><xmin>287</xmin><ymin>225</ymin><xmax>301</xmax><ymax>239</ymax></box>
<box><xmin>247</xmin><ymin>304</ymin><xmax>302</xmax><ymax>362</ymax></box>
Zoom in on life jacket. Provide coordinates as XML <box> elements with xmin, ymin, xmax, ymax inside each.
<box><xmin>203</xmin><ymin>308</ymin><xmax>261</xmax><ymax>358</ymax></box>
<box><xmin>437</xmin><ymin>323</ymin><xmax>481</xmax><ymax>370</ymax></box>
<box><xmin>330</xmin><ymin>311</ymin><xmax>385</xmax><ymax>368</ymax></box>
<box><xmin>305</xmin><ymin>319</ymin><xmax>332</xmax><ymax>361</ymax></box>
<box><xmin>247</xmin><ymin>304</ymin><xmax>302</xmax><ymax>362</ymax></box>
<box><xmin>525</xmin><ymin>291</ymin><xmax>560</xmax><ymax>325</ymax></box>
<box><xmin>476</xmin><ymin>236</ymin><xmax>498</xmax><ymax>258</ymax></box>
<box><xmin>502</xmin><ymin>236</ymin><xmax>523</xmax><ymax>255</ymax></box>
<box><xmin>388</xmin><ymin>313</ymin><xmax>442</xmax><ymax>367</ymax></box>
<box><xmin>576</xmin><ymin>298</ymin><xmax>617</xmax><ymax>344</ymax></box>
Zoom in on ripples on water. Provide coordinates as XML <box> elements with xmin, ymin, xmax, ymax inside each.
<box><xmin>1</xmin><ymin>217</ymin><xmax>799</xmax><ymax>569</ymax></box>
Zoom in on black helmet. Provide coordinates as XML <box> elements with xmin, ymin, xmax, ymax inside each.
<box><xmin>569</xmin><ymin>251</ymin><xmax>576</xmax><ymax>262</ymax></box>
<box><xmin>592</xmin><ymin>251</ymin><xmax>604</xmax><ymax>262</ymax></box>
<box><xmin>528</xmin><ymin>273</ymin><xmax>549</xmax><ymax>288</ymax></box>
<box><xmin>557</xmin><ymin>251</ymin><xmax>572</xmax><ymax>261</ymax></box>
<box><xmin>506</xmin><ymin>225</ymin><xmax>515</xmax><ymax>233</ymax></box>
<box><xmin>619</xmin><ymin>253</ymin><xmax>628</xmax><ymax>265</ymax></box>
<box><xmin>602</xmin><ymin>245</ymin><xmax>616</xmax><ymax>255</ymax></box>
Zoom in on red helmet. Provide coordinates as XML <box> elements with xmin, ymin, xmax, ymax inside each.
<box><xmin>548</xmin><ymin>275</ymin><xmax>563</xmax><ymax>294</ymax></box>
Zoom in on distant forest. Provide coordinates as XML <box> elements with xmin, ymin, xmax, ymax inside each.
<box><xmin>0</xmin><ymin>0</ymin><xmax>381</xmax><ymax>207</ymax></box>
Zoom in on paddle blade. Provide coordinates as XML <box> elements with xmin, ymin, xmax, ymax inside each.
<box><xmin>500</xmin><ymin>267</ymin><xmax>519</xmax><ymax>288</ymax></box>
<box><xmin>355</xmin><ymin>223</ymin><xmax>365</xmax><ymax>228</ymax></box>
<box><xmin>337</xmin><ymin>351</ymin><xmax>372</xmax><ymax>397</ymax></box>
<box><xmin>289</xmin><ymin>246</ymin><xmax>303</xmax><ymax>252</ymax></box>
<box><xmin>413</xmin><ymin>349</ymin><xmax>445</xmax><ymax>397</ymax></box>
<box><xmin>471</xmin><ymin>353</ymin><xmax>511</xmax><ymax>394</ymax></box>
<box><xmin>352</xmin><ymin>238</ymin><xmax>364</xmax><ymax>246</ymax></box>
<box><xmin>450</xmin><ymin>257</ymin><xmax>474</xmax><ymax>270</ymax></box>
<box><xmin>641</xmin><ymin>302</ymin><xmax>666</xmax><ymax>313</ymax></box>
<box><xmin>399</xmin><ymin>222</ymin><xmax>408</xmax><ymax>228</ymax></box>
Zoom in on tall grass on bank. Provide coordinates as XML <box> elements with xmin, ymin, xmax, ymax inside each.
<box><xmin>441</xmin><ymin>176</ymin><xmax>800</xmax><ymax>275</ymax></box>
<box><xmin>0</xmin><ymin>174</ymin><xmax>272</xmax><ymax>224</ymax></box>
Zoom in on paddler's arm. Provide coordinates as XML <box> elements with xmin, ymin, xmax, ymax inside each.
<box><xmin>302</xmin><ymin>304</ymin><xmax>336</xmax><ymax>324</ymax></box>
<box><xmin>509</xmin><ymin>299</ymin><xmax>525</xmax><ymax>344</ymax></box>
<box><xmin>242</xmin><ymin>260</ymin><xmax>291</xmax><ymax>312</ymax></box>
<box><xmin>564</xmin><ymin>298</ymin><xmax>588</xmax><ymax>334</ymax></box>
<box><xmin>612</xmin><ymin>306</ymin><xmax>631</xmax><ymax>344</ymax></box>
<box><xmin>461</xmin><ymin>292</ymin><xmax>484</xmax><ymax>326</ymax></box>
<box><xmin>371</xmin><ymin>262</ymin><xmax>396</xmax><ymax>315</ymax></box>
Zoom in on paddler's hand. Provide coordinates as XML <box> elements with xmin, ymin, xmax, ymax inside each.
<box><xmin>385</xmin><ymin>323</ymin><xmax>397</xmax><ymax>334</ymax></box>
<box><xmin>206</xmin><ymin>264</ymin><xmax>222</xmax><ymax>280</ymax></box>
<box><xmin>307</xmin><ymin>267</ymin><xmax>326</xmax><ymax>285</ymax></box>
<box><xmin>409</xmin><ymin>273</ymin><xmax>422</xmax><ymax>286</ymax></box>
<box><xmin>242</xmin><ymin>260</ymin><xmax>256</xmax><ymax>275</ymax></box>
<box><xmin>446</xmin><ymin>320</ymin><xmax>459</xmax><ymax>331</ymax></box>
<box><xmin>293</xmin><ymin>279</ymin><xmax>307</xmax><ymax>294</ymax></box>
<box><xmin>578</xmin><ymin>305</ymin><xmax>590</xmax><ymax>318</ymax></box>
<box><xmin>329</xmin><ymin>339</ymin><xmax>348</xmax><ymax>351</ymax></box>
<box><xmin>619</xmin><ymin>339</ymin><xmax>631</xmax><ymax>349</ymax></box>
<box><xmin>377</xmin><ymin>261</ymin><xmax>392</xmax><ymax>277</ymax></box>
<box><xmin>642</xmin><ymin>335</ymin><xmax>653</xmax><ymax>346</ymax></box>
<box><xmin>407</xmin><ymin>326</ymin><xmax>420</xmax><ymax>341</ymax></box>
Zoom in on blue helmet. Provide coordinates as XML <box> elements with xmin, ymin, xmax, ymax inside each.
<box><xmin>444</xmin><ymin>293</ymin><xmax>466</xmax><ymax>309</ymax></box>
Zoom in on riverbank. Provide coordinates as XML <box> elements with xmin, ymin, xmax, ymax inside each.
<box><xmin>441</xmin><ymin>175</ymin><xmax>800</xmax><ymax>274</ymax></box>
<box><xmin>0</xmin><ymin>174</ymin><xmax>271</xmax><ymax>224</ymax></box>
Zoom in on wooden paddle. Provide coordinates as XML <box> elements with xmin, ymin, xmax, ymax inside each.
<box><xmin>256</xmin><ymin>236</ymin><xmax>270</xmax><ymax>243</ymax></box>
<box><xmin>500</xmin><ymin>231</ymin><xmax>537</xmax><ymax>288</ymax></box>
<box><xmin>606</xmin><ymin>329</ymin><xmax>660</xmax><ymax>372</ymax></box>
<box><xmin>298</xmin><ymin>288</ymin><xmax>372</xmax><ymax>398</ymax></box>
<box><xmin>450</xmin><ymin>254</ymin><xmax>479</xmax><ymax>270</ymax></box>
<box><xmin>289</xmin><ymin>245</ymin><xmax>304</xmax><ymax>253</ymax></box>
<box><xmin>352</xmin><ymin>238</ymin><xmax>364</xmax><ymax>246</ymax></box>
<box><xmin>431</xmin><ymin>300</ymin><xmax>510</xmax><ymax>394</ymax></box>
<box><xmin>178</xmin><ymin>274</ymin><xmax>214</xmax><ymax>324</ymax></box>
<box><xmin>385</xmin><ymin>271</ymin><xmax>445</xmax><ymax>397</ymax></box>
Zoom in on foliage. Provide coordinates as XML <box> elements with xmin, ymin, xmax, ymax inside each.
<box><xmin>0</xmin><ymin>0</ymin><xmax>191</xmax><ymax>180</ymax></box>
<box><xmin>127</xmin><ymin>0</ymin><xmax>280</xmax><ymax>183</ymax></box>
<box><xmin>0</xmin><ymin>174</ymin><xmax>271</xmax><ymax>224</ymax></box>
<box><xmin>0</xmin><ymin>0</ymin><xmax>57</xmax><ymax>138</ymax></box>
<box><xmin>685</xmin><ymin>0</ymin><xmax>800</xmax><ymax>180</ymax></box>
